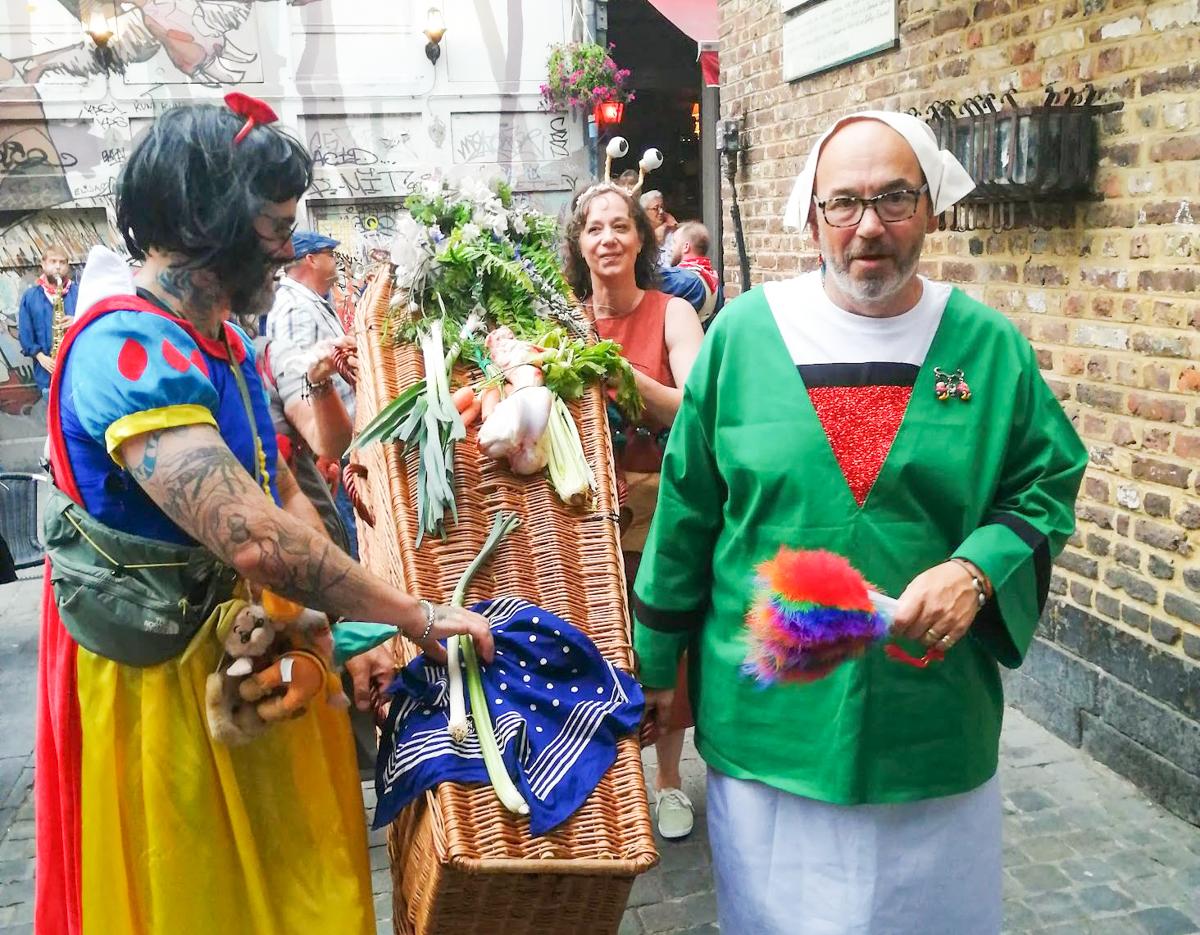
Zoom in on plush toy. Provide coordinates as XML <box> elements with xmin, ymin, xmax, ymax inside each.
<box><xmin>238</xmin><ymin>604</ymin><xmax>350</xmax><ymax>721</ymax></box>
<box><xmin>289</xmin><ymin>607</ymin><xmax>352</xmax><ymax>711</ymax></box>
<box><xmin>205</xmin><ymin>601</ymin><xmax>285</xmax><ymax>745</ymax></box>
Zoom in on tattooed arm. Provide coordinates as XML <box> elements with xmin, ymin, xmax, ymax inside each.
<box><xmin>121</xmin><ymin>423</ymin><xmax>493</xmax><ymax>663</ymax></box>
<box><xmin>275</xmin><ymin>454</ymin><xmax>327</xmax><ymax>539</ymax></box>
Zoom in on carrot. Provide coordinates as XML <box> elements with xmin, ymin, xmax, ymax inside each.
<box><xmin>480</xmin><ymin>386</ymin><xmax>502</xmax><ymax>420</ymax></box>
<box><xmin>461</xmin><ymin>401</ymin><xmax>482</xmax><ymax>428</ymax></box>
<box><xmin>452</xmin><ymin>385</ymin><xmax>476</xmax><ymax>414</ymax></box>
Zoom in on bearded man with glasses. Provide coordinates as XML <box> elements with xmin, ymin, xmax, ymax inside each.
<box><xmin>632</xmin><ymin>112</ymin><xmax>1086</xmax><ymax>934</ymax></box>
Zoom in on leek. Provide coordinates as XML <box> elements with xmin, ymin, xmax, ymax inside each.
<box><xmin>446</xmin><ymin>511</ymin><xmax>530</xmax><ymax>816</ymax></box>
<box><xmin>349</xmin><ymin>294</ymin><xmax>481</xmax><ymax>545</ymax></box>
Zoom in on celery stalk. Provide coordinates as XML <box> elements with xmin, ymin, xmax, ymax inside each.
<box><xmin>545</xmin><ymin>395</ymin><xmax>595</xmax><ymax>507</ymax></box>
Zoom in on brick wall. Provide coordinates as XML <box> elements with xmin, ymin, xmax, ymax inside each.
<box><xmin>717</xmin><ymin>0</ymin><xmax>1200</xmax><ymax>823</ymax></box>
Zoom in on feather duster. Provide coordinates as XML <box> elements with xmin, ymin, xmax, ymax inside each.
<box><xmin>742</xmin><ymin>547</ymin><xmax>891</xmax><ymax>684</ymax></box>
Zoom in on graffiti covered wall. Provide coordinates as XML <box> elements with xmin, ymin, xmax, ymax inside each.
<box><xmin>0</xmin><ymin>0</ymin><xmax>587</xmax><ymax>467</ymax></box>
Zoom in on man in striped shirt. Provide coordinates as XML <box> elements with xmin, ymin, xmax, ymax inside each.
<box><xmin>266</xmin><ymin>230</ymin><xmax>360</xmax><ymax>555</ymax></box>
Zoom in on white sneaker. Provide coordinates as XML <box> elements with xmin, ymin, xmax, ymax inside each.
<box><xmin>655</xmin><ymin>787</ymin><xmax>694</xmax><ymax>840</ymax></box>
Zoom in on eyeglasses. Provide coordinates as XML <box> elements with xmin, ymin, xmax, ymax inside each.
<box><xmin>813</xmin><ymin>184</ymin><xmax>929</xmax><ymax>228</ymax></box>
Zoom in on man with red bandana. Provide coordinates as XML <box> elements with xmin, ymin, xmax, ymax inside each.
<box><xmin>17</xmin><ymin>244</ymin><xmax>77</xmax><ymax>396</ymax></box>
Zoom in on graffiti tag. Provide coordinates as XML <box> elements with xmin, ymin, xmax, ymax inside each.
<box><xmin>79</xmin><ymin>102</ymin><xmax>130</xmax><ymax>129</ymax></box>
<box><xmin>457</xmin><ymin>126</ymin><xmax>548</xmax><ymax>164</ymax></box>
<box><xmin>549</xmin><ymin>117</ymin><xmax>570</xmax><ymax>158</ymax></box>
<box><xmin>0</xmin><ymin>141</ymin><xmax>78</xmax><ymax>172</ymax></box>
<box><xmin>311</xmin><ymin>145</ymin><xmax>380</xmax><ymax>168</ymax></box>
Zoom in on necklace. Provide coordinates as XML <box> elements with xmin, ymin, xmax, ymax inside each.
<box><xmin>589</xmin><ymin>289</ymin><xmax>643</xmax><ymax>319</ymax></box>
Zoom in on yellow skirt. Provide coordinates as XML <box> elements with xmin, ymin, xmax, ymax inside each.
<box><xmin>76</xmin><ymin>602</ymin><xmax>374</xmax><ymax>935</ymax></box>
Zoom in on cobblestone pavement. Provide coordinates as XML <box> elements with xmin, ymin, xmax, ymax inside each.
<box><xmin>2</xmin><ymin>572</ymin><xmax>1198</xmax><ymax>934</ymax></box>
<box><xmin>611</xmin><ymin>713</ymin><xmax>1200</xmax><ymax>935</ymax></box>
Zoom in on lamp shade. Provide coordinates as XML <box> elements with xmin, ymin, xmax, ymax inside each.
<box><xmin>594</xmin><ymin>101</ymin><xmax>625</xmax><ymax>127</ymax></box>
<box><xmin>424</xmin><ymin>6</ymin><xmax>446</xmax><ymax>43</ymax></box>
<box><xmin>86</xmin><ymin>8</ymin><xmax>114</xmax><ymax>45</ymax></box>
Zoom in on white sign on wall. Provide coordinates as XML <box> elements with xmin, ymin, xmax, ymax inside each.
<box><xmin>782</xmin><ymin>0</ymin><xmax>898</xmax><ymax>81</ymax></box>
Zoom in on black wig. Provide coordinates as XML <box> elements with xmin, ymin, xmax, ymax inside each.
<box><xmin>116</xmin><ymin>104</ymin><xmax>313</xmax><ymax>290</ymax></box>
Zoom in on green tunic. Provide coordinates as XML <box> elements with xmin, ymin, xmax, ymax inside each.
<box><xmin>633</xmin><ymin>283</ymin><xmax>1087</xmax><ymax>804</ymax></box>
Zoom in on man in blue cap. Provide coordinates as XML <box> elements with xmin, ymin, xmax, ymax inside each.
<box><xmin>263</xmin><ymin>228</ymin><xmax>378</xmax><ymax>779</ymax></box>
<box><xmin>265</xmin><ymin>230</ymin><xmax>360</xmax><ymax>556</ymax></box>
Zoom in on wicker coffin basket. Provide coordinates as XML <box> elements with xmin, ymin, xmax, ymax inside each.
<box><xmin>350</xmin><ymin>268</ymin><xmax>659</xmax><ymax>934</ymax></box>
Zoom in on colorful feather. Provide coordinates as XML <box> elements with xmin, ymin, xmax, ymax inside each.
<box><xmin>742</xmin><ymin>547</ymin><xmax>889</xmax><ymax>684</ymax></box>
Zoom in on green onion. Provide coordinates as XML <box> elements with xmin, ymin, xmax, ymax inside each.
<box><xmin>448</xmin><ymin>512</ymin><xmax>529</xmax><ymax>816</ymax></box>
<box><xmin>445</xmin><ymin>634</ymin><xmax>469</xmax><ymax>742</ymax></box>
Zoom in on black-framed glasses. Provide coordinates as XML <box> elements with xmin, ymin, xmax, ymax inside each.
<box><xmin>814</xmin><ymin>184</ymin><xmax>929</xmax><ymax>227</ymax></box>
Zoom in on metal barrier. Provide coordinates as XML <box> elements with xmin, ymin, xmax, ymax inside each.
<box><xmin>0</xmin><ymin>472</ymin><xmax>51</xmax><ymax>571</ymax></box>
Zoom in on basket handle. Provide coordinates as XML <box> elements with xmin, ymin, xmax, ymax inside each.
<box><xmin>342</xmin><ymin>462</ymin><xmax>376</xmax><ymax>528</ymax></box>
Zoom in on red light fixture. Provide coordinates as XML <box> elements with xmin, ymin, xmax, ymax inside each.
<box><xmin>594</xmin><ymin>100</ymin><xmax>625</xmax><ymax>128</ymax></box>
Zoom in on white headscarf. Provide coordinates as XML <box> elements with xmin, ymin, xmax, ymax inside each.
<box><xmin>77</xmin><ymin>245</ymin><xmax>136</xmax><ymax>315</ymax></box>
<box><xmin>782</xmin><ymin>110</ymin><xmax>976</xmax><ymax>231</ymax></box>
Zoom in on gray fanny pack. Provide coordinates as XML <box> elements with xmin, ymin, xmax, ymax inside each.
<box><xmin>44</xmin><ymin>487</ymin><xmax>238</xmax><ymax>667</ymax></box>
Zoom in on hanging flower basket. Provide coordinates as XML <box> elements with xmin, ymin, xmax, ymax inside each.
<box><xmin>539</xmin><ymin>41</ymin><xmax>635</xmax><ymax>114</ymax></box>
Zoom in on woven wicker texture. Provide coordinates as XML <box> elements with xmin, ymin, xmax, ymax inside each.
<box><xmin>351</xmin><ymin>268</ymin><xmax>658</xmax><ymax>935</ymax></box>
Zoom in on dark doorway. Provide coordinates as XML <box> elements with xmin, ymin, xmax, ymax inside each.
<box><xmin>606</xmin><ymin>1</ymin><xmax>703</xmax><ymax>223</ymax></box>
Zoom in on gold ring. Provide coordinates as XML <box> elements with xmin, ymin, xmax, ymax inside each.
<box><xmin>938</xmin><ymin>635</ymin><xmax>954</xmax><ymax>648</ymax></box>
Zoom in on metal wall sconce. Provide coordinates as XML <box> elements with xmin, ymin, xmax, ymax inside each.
<box><xmin>423</xmin><ymin>7</ymin><xmax>446</xmax><ymax>66</ymax></box>
<box><xmin>914</xmin><ymin>85</ymin><xmax>1120</xmax><ymax>231</ymax></box>
<box><xmin>85</xmin><ymin>3</ymin><xmax>125</xmax><ymax>76</ymax></box>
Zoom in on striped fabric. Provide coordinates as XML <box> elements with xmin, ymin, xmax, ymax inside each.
<box><xmin>265</xmin><ymin>277</ymin><xmax>356</xmax><ymax>416</ymax></box>
<box><xmin>374</xmin><ymin>597</ymin><xmax>644</xmax><ymax>835</ymax></box>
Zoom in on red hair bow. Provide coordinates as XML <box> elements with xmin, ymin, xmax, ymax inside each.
<box><xmin>224</xmin><ymin>92</ymin><xmax>278</xmax><ymax>145</ymax></box>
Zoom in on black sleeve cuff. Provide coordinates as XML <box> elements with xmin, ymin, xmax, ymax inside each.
<box><xmin>986</xmin><ymin>512</ymin><xmax>1051</xmax><ymax>613</ymax></box>
<box><xmin>632</xmin><ymin>595</ymin><xmax>707</xmax><ymax>633</ymax></box>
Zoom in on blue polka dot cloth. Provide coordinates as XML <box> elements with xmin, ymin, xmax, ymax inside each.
<box><xmin>374</xmin><ymin>597</ymin><xmax>645</xmax><ymax>835</ymax></box>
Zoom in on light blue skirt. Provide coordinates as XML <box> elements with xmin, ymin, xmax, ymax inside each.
<box><xmin>707</xmin><ymin>768</ymin><xmax>1002</xmax><ymax>935</ymax></box>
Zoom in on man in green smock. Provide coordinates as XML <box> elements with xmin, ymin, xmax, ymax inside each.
<box><xmin>633</xmin><ymin>111</ymin><xmax>1087</xmax><ymax>935</ymax></box>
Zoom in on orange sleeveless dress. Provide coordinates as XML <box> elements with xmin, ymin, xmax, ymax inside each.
<box><xmin>595</xmin><ymin>290</ymin><xmax>692</xmax><ymax>729</ymax></box>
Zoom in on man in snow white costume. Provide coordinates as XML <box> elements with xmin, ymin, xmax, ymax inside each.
<box><xmin>34</xmin><ymin>99</ymin><xmax>492</xmax><ymax>934</ymax></box>
<box><xmin>633</xmin><ymin>111</ymin><xmax>1087</xmax><ymax>934</ymax></box>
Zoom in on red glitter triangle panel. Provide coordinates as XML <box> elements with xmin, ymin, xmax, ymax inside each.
<box><xmin>807</xmin><ymin>385</ymin><xmax>913</xmax><ymax>506</ymax></box>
